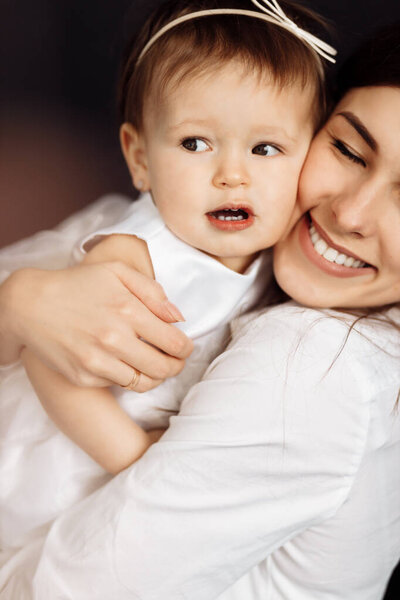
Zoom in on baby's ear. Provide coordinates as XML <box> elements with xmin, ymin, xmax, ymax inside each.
<box><xmin>119</xmin><ymin>123</ymin><xmax>150</xmax><ymax>192</ymax></box>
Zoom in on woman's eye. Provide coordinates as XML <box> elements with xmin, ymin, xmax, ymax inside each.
<box><xmin>332</xmin><ymin>138</ymin><xmax>366</xmax><ymax>167</ymax></box>
<box><xmin>252</xmin><ymin>143</ymin><xmax>280</xmax><ymax>157</ymax></box>
<box><xmin>181</xmin><ymin>138</ymin><xmax>209</xmax><ymax>152</ymax></box>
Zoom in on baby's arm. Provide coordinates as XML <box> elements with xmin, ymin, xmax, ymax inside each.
<box><xmin>23</xmin><ymin>348</ymin><xmax>163</xmax><ymax>473</ymax></box>
<box><xmin>22</xmin><ymin>234</ymin><xmax>165</xmax><ymax>474</ymax></box>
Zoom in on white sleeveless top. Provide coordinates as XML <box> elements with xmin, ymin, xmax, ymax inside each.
<box><xmin>76</xmin><ymin>193</ymin><xmax>272</xmax><ymax>429</ymax></box>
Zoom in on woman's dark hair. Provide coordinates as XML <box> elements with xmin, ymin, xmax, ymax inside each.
<box><xmin>336</xmin><ymin>21</ymin><xmax>400</xmax><ymax>101</ymax></box>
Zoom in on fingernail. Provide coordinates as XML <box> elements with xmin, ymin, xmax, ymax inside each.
<box><xmin>164</xmin><ymin>301</ymin><xmax>185</xmax><ymax>322</ymax></box>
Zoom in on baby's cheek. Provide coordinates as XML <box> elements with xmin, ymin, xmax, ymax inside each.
<box><xmin>280</xmin><ymin>203</ymin><xmax>302</xmax><ymax>240</ymax></box>
<box><xmin>291</xmin><ymin>202</ymin><xmax>302</xmax><ymax>222</ymax></box>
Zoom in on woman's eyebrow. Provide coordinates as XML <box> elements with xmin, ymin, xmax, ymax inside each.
<box><xmin>337</xmin><ymin>111</ymin><xmax>378</xmax><ymax>152</ymax></box>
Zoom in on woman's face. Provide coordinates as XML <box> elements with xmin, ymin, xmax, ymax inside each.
<box><xmin>273</xmin><ymin>86</ymin><xmax>400</xmax><ymax>308</ymax></box>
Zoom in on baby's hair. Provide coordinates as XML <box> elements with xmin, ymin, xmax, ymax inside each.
<box><xmin>118</xmin><ymin>0</ymin><xmax>333</xmax><ymax>133</ymax></box>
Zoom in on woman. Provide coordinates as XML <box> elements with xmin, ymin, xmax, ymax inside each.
<box><xmin>1</xmin><ymin>22</ymin><xmax>400</xmax><ymax>600</ymax></box>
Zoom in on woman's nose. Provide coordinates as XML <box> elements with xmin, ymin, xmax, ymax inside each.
<box><xmin>330</xmin><ymin>179</ymin><xmax>382</xmax><ymax>238</ymax></box>
<box><xmin>212</xmin><ymin>152</ymin><xmax>250</xmax><ymax>189</ymax></box>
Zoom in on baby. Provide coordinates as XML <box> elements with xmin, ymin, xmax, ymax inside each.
<box><xmin>1</xmin><ymin>0</ymin><xmax>334</xmax><ymax>548</ymax></box>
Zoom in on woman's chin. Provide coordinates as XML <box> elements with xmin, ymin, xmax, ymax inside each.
<box><xmin>273</xmin><ymin>242</ymin><xmax>329</xmax><ymax>308</ymax></box>
<box><xmin>275</xmin><ymin>271</ymin><xmax>330</xmax><ymax>308</ymax></box>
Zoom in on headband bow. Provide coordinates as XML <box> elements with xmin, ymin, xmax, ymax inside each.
<box><xmin>137</xmin><ymin>0</ymin><xmax>337</xmax><ymax>64</ymax></box>
<box><xmin>251</xmin><ymin>0</ymin><xmax>336</xmax><ymax>62</ymax></box>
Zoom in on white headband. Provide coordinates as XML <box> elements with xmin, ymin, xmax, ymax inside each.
<box><xmin>137</xmin><ymin>0</ymin><xmax>337</xmax><ymax>64</ymax></box>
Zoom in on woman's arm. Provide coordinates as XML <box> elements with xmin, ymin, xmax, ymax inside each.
<box><xmin>32</xmin><ymin>306</ymin><xmax>369</xmax><ymax>599</ymax></box>
<box><xmin>0</xmin><ymin>261</ymin><xmax>192</xmax><ymax>391</ymax></box>
<box><xmin>19</xmin><ymin>234</ymin><xmax>172</xmax><ymax>473</ymax></box>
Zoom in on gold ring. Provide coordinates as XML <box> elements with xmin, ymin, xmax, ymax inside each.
<box><xmin>123</xmin><ymin>368</ymin><xmax>141</xmax><ymax>390</ymax></box>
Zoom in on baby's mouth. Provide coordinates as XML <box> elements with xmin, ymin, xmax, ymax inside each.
<box><xmin>207</xmin><ymin>208</ymin><xmax>250</xmax><ymax>221</ymax></box>
<box><xmin>206</xmin><ymin>205</ymin><xmax>255</xmax><ymax>231</ymax></box>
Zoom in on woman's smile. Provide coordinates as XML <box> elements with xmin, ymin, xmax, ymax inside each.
<box><xmin>299</xmin><ymin>213</ymin><xmax>376</xmax><ymax>278</ymax></box>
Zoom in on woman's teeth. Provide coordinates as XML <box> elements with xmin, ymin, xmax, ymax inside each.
<box><xmin>309</xmin><ymin>222</ymin><xmax>366</xmax><ymax>268</ymax></box>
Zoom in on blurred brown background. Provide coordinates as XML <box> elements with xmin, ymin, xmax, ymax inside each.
<box><xmin>0</xmin><ymin>0</ymin><xmax>133</xmax><ymax>248</ymax></box>
<box><xmin>2</xmin><ymin>0</ymin><xmax>400</xmax><ymax>249</ymax></box>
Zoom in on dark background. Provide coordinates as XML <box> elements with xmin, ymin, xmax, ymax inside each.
<box><xmin>2</xmin><ymin>0</ymin><xmax>400</xmax><ymax>249</ymax></box>
<box><xmin>0</xmin><ymin>1</ymin><xmax>399</xmax><ymax>596</ymax></box>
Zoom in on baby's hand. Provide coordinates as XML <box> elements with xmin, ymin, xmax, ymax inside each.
<box><xmin>2</xmin><ymin>262</ymin><xmax>193</xmax><ymax>391</ymax></box>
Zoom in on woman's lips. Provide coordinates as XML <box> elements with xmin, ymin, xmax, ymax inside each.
<box><xmin>298</xmin><ymin>215</ymin><xmax>376</xmax><ymax>278</ymax></box>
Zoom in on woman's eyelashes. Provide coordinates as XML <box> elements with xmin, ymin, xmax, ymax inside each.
<box><xmin>331</xmin><ymin>137</ymin><xmax>366</xmax><ymax>168</ymax></box>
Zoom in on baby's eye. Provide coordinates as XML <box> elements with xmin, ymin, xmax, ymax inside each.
<box><xmin>181</xmin><ymin>138</ymin><xmax>209</xmax><ymax>152</ymax></box>
<box><xmin>252</xmin><ymin>143</ymin><xmax>280</xmax><ymax>157</ymax></box>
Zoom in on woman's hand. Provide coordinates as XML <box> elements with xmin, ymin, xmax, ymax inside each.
<box><xmin>0</xmin><ymin>262</ymin><xmax>193</xmax><ymax>391</ymax></box>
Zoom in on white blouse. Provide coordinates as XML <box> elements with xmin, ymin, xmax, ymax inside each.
<box><xmin>1</xmin><ymin>303</ymin><xmax>400</xmax><ymax>599</ymax></box>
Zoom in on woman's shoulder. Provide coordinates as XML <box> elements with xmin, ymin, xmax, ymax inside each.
<box><xmin>234</xmin><ymin>300</ymin><xmax>400</xmax><ymax>347</ymax></box>
<box><xmin>232</xmin><ymin>301</ymin><xmax>400</xmax><ymax>394</ymax></box>
<box><xmin>232</xmin><ymin>302</ymin><xmax>351</xmax><ymax>347</ymax></box>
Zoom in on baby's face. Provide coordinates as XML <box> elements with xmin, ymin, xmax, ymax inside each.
<box><xmin>135</xmin><ymin>61</ymin><xmax>314</xmax><ymax>272</ymax></box>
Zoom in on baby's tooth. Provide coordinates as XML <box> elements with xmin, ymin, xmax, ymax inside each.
<box><xmin>352</xmin><ymin>260</ymin><xmax>361</xmax><ymax>268</ymax></box>
<box><xmin>344</xmin><ymin>256</ymin><xmax>355</xmax><ymax>267</ymax></box>
<box><xmin>315</xmin><ymin>239</ymin><xmax>328</xmax><ymax>255</ymax></box>
<box><xmin>335</xmin><ymin>253</ymin><xmax>347</xmax><ymax>265</ymax></box>
<box><xmin>309</xmin><ymin>225</ymin><xmax>316</xmax><ymax>235</ymax></box>
<box><xmin>324</xmin><ymin>248</ymin><xmax>338</xmax><ymax>262</ymax></box>
<box><xmin>217</xmin><ymin>215</ymin><xmax>225</xmax><ymax>220</ymax></box>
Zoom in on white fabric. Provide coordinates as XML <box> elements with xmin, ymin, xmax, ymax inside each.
<box><xmin>0</xmin><ymin>193</ymin><xmax>270</xmax><ymax>550</ymax></box>
<box><xmin>0</xmin><ymin>196</ymin><xmax>132</xmax><ymax>546</ymax></box>
<box><xmin>1</xmin><ymin>303</ymin><xmax>398</xmax><ymax>599</ymax></box>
